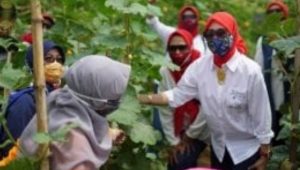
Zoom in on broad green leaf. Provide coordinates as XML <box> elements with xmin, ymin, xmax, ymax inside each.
<box><xmin>105</xmin><ymin>0</ymin><xmax>126</xmax><ymax>11</ymax></box>
<box><xmin>129</xmin><ymin>122</ymin><xmax>160</xmax><ymax>145</ymax></box>
<box><xmin>0</xmin><ymin>63</ymin><xmax>31</xmax><ymax>90</ymax></box>
<box><xmin>108</xmin><ymin>95</ymin><xmax>140</xmax><ymax>125</ymax></box>
<box><xmin>95</xmin><ymin>34</ymin><xmax>128</xmax><ymax>50</ymax></box>
<box><xmin>271</xmin><ymin>36</ymin><xmax>300</xmax><ymax>56</ymax></box>
<box><xmin>1</xmin><ymin>157</ymin><xmax>39</xmax><ymax>170</ymax></box>
<box><xmin>127</xmin><ymin>3</ymin><xmax>148</xmax><ymax>16</ymax></box>
<box><xmin>147</xmin><ymin>4</ymin><xmax>162</xmax><ymax>17</ymax></box>
<box><xmin>276</xmin><ymin>126</ymin><xmax>289</xmax><ymax>140</ymax></box>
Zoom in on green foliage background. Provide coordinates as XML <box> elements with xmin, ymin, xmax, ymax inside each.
<box><xmin>0</xmin><ymin>0</ymin><xmax>299</xmax><ymax>169</ymax></box>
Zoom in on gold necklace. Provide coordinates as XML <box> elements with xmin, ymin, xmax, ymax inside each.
<box><xmin>216</xmin><ymin>67</ymin><xmax>226</xmax><ymax>85</ymax></box>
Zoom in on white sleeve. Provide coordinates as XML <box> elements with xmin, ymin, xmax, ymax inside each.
<box><xmin>146</xmin><ymin>16</ymin><xmax>176</xmax><ymax>46</ymax></box>
<box><xmin>164</xmin><ymin>61</ymin><xmax>199</xmax><ymax>108</ymax></box>
<box><xmin>185</xmin><ymin>109</ymin><xmax>210</xmax><ymax>144</ymax></box>
<box><xmin>253</xmin><ymin>36</ymin><xmax>264</xmax><ymax>69</ymax></box>
<box><xmin>158</xmin><ymin>68</ymin><xmax>180</xmax><ymax>145</ymax></box>
<box><xmin>248</xmin><ymin>70</ymin><xmax>274</xmax><ymax>144</ymax></box>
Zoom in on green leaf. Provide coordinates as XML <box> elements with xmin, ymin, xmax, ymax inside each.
<box><xmin>50</xmin><ymin>123</ymin><xmax>79</xmax><ymax>142</ymax></box>
<box><xmin>105</xmin><ymin>0</ymin><xmax>126</xmax><ymax>11</ymax></box>
<box><xmin>95</xmin><ymin>34</ymin><xmax>128</xmax><ymax>50</ymax></box>
<box><xmin>0</xmin><ymin>63</ymin><xmax>31</xmax><ymax>90</ymax></box>
<box><xmin>33</xmin><ymin>123</ymin><xmax>78</xmax><ymax>144</ymax></box>
<box><xmin>276</xmin><ymin>126</ymin><xmax>289</xmax><ymax>140</ymax></box>
<box><xmin>127</xmin><ymin>3</ymin><xmax>148</xmax><ymax>16</ymax></box>
<box><xmin>271</xmin><ymin>36</ymin><xmax>300</xmax><ymax>56</ymax></box>
<box><xmin>147</xmin><ymin>4</ymin><xmax>162</xmax><ymax>17</ymax></box>
<box><xmin>146</xmin><ymin>152</ymin><xmax>157</xmax><ymax>160</ymax></box>
<box><xmin>33</xmin><ymin>133</ymin><xmax>52</xmax><ymax>144</ymax></box>
<box><xmin>129</xmin><ymin>122</ymin><xmax>160</xmax><ymax>145</ymax></box>
<box><xmin>0</xmin><ymin>139</ymin><xmax>13</xmax><ymax>149</ymax></box>
<box><xmin>1</xmin><ymin>157</ymin><xmax>40</xmax><ymax>170</ymax></box>
<box><xmin>108</xmin><ymin>95</ymin><xmax>140</xmax><ymax>125</ymax></box>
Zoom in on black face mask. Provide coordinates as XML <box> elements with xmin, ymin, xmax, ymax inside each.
<box><xmin>95</xmin><ymin>100</ymin><xmax>120</xmax><ymax>117</ymax></box>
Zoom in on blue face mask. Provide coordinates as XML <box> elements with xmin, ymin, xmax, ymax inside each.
<box><xmin>207</xmin><ymin>35</ymin><xmax>233</xmax><ymax>57</ymax></box>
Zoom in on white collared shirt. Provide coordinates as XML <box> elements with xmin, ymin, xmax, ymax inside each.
<box><xmin>164</xmin><ymin>50</ymin><xmax>274</xmax><ymax>164</ymax></box>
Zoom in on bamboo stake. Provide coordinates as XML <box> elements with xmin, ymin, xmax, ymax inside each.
<box><xmin>289</xmin><ymin>1</ymin><xmax>300</xmax><ymax>169</ymax></box>
<box><xmin>30</xmin><ymin>0</ymin><xmax>49</xmax><ymax>170</ymax></box>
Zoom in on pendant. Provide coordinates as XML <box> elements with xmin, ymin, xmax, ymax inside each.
<box><xmin>216</xmin><ymin>67</ymin><xmax>226</xmax><ymax>85</ymax></box>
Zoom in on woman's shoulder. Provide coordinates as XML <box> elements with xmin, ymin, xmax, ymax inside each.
<box><xmin>238</xmin><ymin>53</ymin><xmax>262</xmax><ymax>75</ymax></box>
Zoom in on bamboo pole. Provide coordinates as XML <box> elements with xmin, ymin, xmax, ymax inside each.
<box><xmin>30</xmin><ymin>0</ymin><xmax>49</xmax><ymax>170</ymax></box>
<box><xmin>289</xmin><ymin>1</ymin><xmax>300</xmax><ymax>170</ymax></box>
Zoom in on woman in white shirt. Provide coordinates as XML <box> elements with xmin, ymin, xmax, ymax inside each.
<box><xmin>139</xmin><ymin>12</ymin><xmax>273</xmax><ymax>170</ymax></box>
<box><xmin>159</xmin><ymin>29</ymin><xmax>209</xmax><ymax>170</ymax></box>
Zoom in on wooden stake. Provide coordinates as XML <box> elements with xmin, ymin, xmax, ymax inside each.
<box><xmin>30</xmin><ymin>0</ymin><xmax>49</xmax><ymax>170</ymax></box>
<box><xmin>290</xmin><ymin>1</ymin><xmax>300</xmax><ymax>169</ymax></box>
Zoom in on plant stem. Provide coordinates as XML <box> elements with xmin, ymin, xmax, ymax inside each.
<box><xmin>30</xmin><ymin>0</ymin><xmax>49</xmax><ymax>170</ymax></box>
<box><xmin>289</xmin><ymin>1</ymin><xmax>300</xmax><ymax>169</ymax></box>
<box><xmin>124</xmin><ymin>13</ymin><xmax>131</xmax><ymax>64</ymax></box>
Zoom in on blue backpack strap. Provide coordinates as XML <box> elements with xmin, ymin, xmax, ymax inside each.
<box><xmin>6</xmin><ymin>87</ymin><xmax>35</xmax><ymax>116</ymax></box>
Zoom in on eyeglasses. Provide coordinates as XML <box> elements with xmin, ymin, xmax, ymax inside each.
<box><xmin>204</xmin><ymin>29</ymin><xmax>228</xmax><ymax>40</ymax></box>
<box><xmin>167</xmin><ymin>45</ymin><xmax>188</xmax><ymax>52</ymax></box>
<box><xmin>266</xmin><ymin>9</ymin><xmax>282</xmax><ymax>14</ymax></box>
<box><xmin>44</xmin><ymin>54</ymin><xmax>63</xmax><ymax>64</ymax></box>
<box><xmin>182</xmin><ymin>14</ymin><xmax>197</xmax><ymax>20</ymax></box>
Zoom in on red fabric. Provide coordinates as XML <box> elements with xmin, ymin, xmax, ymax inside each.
<box><xmin>21</xmin><ymin>33</ymin><xmax>33</xmax><ymax>44</ymax></box>
<box><xmin>167</xmin><ymin>29</ymin><xmax>200</xmax><ymax>136</ymax></box>
<box><xmin>205</xmin><ymin>12</ymin><xmax>248</xmax><ymax>67</ymax></box>
<box><xmin>267</xmin><ymin>0</ymin><xmax>289</xmax><ymax>19</ymax></box>
<box><xmin>177</xmin><ymin>6</ymin><xmax>199</xmax><ymax>38</ymax></box>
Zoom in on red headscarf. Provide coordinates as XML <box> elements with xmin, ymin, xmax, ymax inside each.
<box><xmin>167</xmin><ymin>29</ymin><xmax>200</xmax><ymax>136</ymax></box>
<box><xmin>267</xmin><ymin>0</ymin><xmax>289</xmax><ymax>19</ymax></box>
<box><xmin>21</xmin><ymin>33</ymin><xmax>33</xmax><ymax>44</ymax></box>
<box><xmin>177</xmin><ymin>6</ymin><xmax>199</xmax><ymax>38</ymax></box>
<box><xmin>205</xmin><ymin>12</ymin><xmax>247</xmax><ymax>67</ymax></box>
<box><xmin>21</xmin><ymin>14</ymin><xmax>55</xmax><ymax>44</ymax></box>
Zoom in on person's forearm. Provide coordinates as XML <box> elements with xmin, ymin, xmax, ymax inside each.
<box><xmin>260</xmin><ymin>144</ymin><xmax>271</xmax><ymax>158</ymax></box>
<box><xmin>138</xmin><ymin>93</ymin><xmax>169</xmax><ymax>105</ymax></box>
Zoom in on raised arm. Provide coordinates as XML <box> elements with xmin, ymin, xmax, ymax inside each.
<box><xmin>146</xmin><ymin>0</ymin><xmax>176</xmax><ymax>46</ymax></box>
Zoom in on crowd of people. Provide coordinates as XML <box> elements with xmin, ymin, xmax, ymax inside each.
<box><xmin>0</xmin><ymin>0</ymin><xmax>293</xmax><ymax>169</ymax></box>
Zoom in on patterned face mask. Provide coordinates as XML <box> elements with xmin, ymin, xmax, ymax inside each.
<box><xmin>207</xmin><ymin>35</ymin><xmax>233</xmax><ymax>57</ymax></box>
